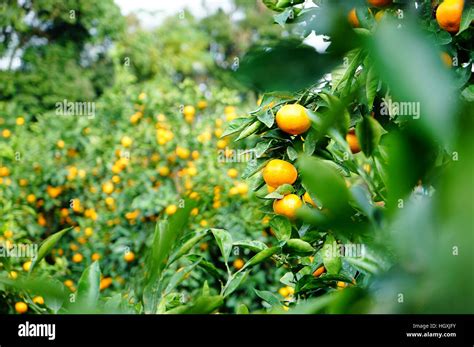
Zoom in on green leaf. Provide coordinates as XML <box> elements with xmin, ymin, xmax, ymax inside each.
<box><xmin>187</xmin><ymin>255</ymin><xmax>225</xmax><ymax>280</ymax></box>
<box><xmin>236</xmin><ymin>39</ymin><xmax>344</xmax><ymax>92</ymax></box>
<box><xmin>370</xmin><ymin>19</ymin><xmax>457</xmax><ymax>144</ymax></box>
<box><xmin>303</xmin><ymin>128</ymin><xmax>317</xmax><ymax>155</ymax></box>
<box><xmin>257</xmin><ymin>109</ymin><xmax>275</xmax><ymax>128</ymax></box>
<box><xmin>254</xmin><ymin>140</ymin><xmax>273</xmax><ymax>158</ymax></box>
<box><xmin>168</xmin><ymin>230</ymin><xmax>208</xmax><ymax>264</ymax></box>
<box><xmin>298</xmin><ymin>155</ymin><xmax>352</xmax><ymax>218</ymax></box>
<box><xmin>287</xmin><ymin>146</ymin><xmax>298</xmax><ymax>161</ymax></box>
<box><xmin>254</xmin><ymin>289</ymin><xmax>282</xmax><ymax>307</ymax></box>
<box><xmin>30</xmin><ymin>227</ymin><xmax>71</xmax><ymax>272</ymax></box>
<box><xmin>461</xmin><ymin>85</ymin><xmax>474</xmax><ymax>102</ymax></box>
<box><xmin>274</xmin><ymin>7</ymin><xmax>294</xmax><ymax>27</ymax></box>
<box><xmin>223</xmin><ymin>271</ymin><xmax>249</xmax><ymax>297</ymax></box>
<box><xmin>76</xmin><ymin>261</ymin><xmax>101</xmax><ymax>309</ymax></box>
<box><xmin>236</xmin><ymin>303</ymin><xmax>249</xmax><ymax>314</ymax></box>
<box><xmin>0</xmin><ymin>143</ymin><xmax>14</xmax><ymax>159</ymax></box>
<box><xmin>355</xmin><ymin>116</ymin><xmax>385</xmax><ymax>157</ymax></box>
<box><xmin>322</xmin><ymin>234</ymin><xmax>342</xmax><ymax>274</ymax></box>
<box><xmin>211</xmin><ymin>229</ymin><xmax>233</xmax><ymax>264</ymax></box>
<box><xmin>222</xmin><ymin>117</ymin><xmax>252</xmax><ymax>137</ymax></box>
<box><xmin>241</xmin><ymin>246</ymin><xmax>280</xmax><ymax>271</ymax></box>
<box><xmin>145</xmin><ymin>199</ymin><xmax>195</xmax><ymax>285</ymax></box>
<box><xmin>457</xmin><ymin>6</ymin><xmax>474</xmax><ymax>36</ymax></box>
<box><xmin>366</xmin><ymin>65</ymin><xmax>378</xmax><ymax>109</ymax></box>
<box><xmin>233</xmin><ymin>240</ymin><xmax>268</xmax><ymax>252</ymax></box>
<box><xmin>236</xmin><ymin>120</ymin><xmax>262</xmax><ymax>140</ymax></box>
<box><xmin>166</xmin><ymin>296</ymin><xmax>224</xmax><ymax>314</ymax></box>
<box><xmin>269</xmin><ymin>215</ymin><xmax>292</xmax><ymax>241</ymax></box>
<box><xmin>242</xmin><ymin>158</ymin><xmax>269</xmax><ymax>179</ymax></box>
<box><xmin>164</xmin><ymin>259</ymin><xmax>201</xmax><ymax>295</ymax></box>
<box><xmin>274</xmin><ymin>184</ymin><xmax>295</xmax><ymax>196</ymax></box>
<box><xmin>285</xmin><ymin>238</ymin><xmax>315</xmax><ymax>255</ymax></box>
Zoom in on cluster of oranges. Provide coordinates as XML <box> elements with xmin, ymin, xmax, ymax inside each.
<box><xmin>349</xmin><ymin>0</ymin><xmax>465</xmax><ymax>39</ymax></box>
<box><xmin>258</xmin><ymin>103</ymin><xmax>360</xmax><ymax>219</ymax></box>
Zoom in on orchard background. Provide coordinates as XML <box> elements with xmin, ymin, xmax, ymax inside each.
<box><xmin>0</xmin><ymin>0</ymin><xmax>473</xmax><ymax>314</ymax></box>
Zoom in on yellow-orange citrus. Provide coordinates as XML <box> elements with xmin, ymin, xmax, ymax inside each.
<box><xmin>233</xmin><ymin>258</ymin><xmax>244</xmax><ymax>270</ymax></box>
<box><xmin>436</xmin><ymin>0</ymin><xmax>464</xmax><ymax>33</ymax></box>
<box><xmin>273</xmin><ymin>194</ymin><xmax>302</xmax><ymax>219</ymax></box>
<box><xmin>72</xmin><ymin>253</ymin><xmax>83</xmax><ymax>263</ymax></box>
<box><xmin>303</xmin><ymin>192</ymin><xmax>317</xmax><ymax>207</ymax></box>
<box><xmin>348</xmin><ymin>8</ymin><xmax>360</xmax><ymax>27</ymax></box>
<box><xmin>165</xmin><ymin>205</ymin><xmax>177</xmax><ymax>215</ymax></box>
<box><xmin>15</xmin><ymin>302</ymin><xmax>28</xmax><ymax>314</ymax></box>
<box><xmin>183</xmin><ymin>105</ymin><xmax>195</xmax><ymax>118</ymax></box>
<box><xmin>368</xmin><ymin>0</ymin><xmax>392</xmax><ymax>7</ymax></box>
<box><xmin>313</xmin><ymin>265</ymin><xmax>326</xmax><ymax>277</ymax></box>
<box><xmin>440</xmin><ymin>52</ymin><xmax>453</xmax><ymax>67</ymax></box>
<box><xmin>32</xmin><ymin>296</ymin><xmax>44</xmax><ymax>305</ymax></box>
<box><xmin>276</xmin><ymin>104</ymin><xmax>311</xmax><ymax>135</ymax></box>
<box><xmin>124</xmin><ymin>251</ymin><xmax>135</xmax><ymax>262</ymax></box>
<box><xmin>346</xmin><ymin>129</ymin><xmax>361</xmax><ymax>154</ymax></box>
<box><xmin>262</xmin><ymin>159</ymin><xmax>297</xmax><ymax>188</ymax></box>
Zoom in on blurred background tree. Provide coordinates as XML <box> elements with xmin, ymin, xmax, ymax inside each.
<box><xmin>0</xmin><ymin>0</ymin><xmax>125</xmax><ymax>115</ymax></box>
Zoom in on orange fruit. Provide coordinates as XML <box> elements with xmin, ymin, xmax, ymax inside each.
<box><xmin>15</xmin><ymin>302</ymin><xmax>28</xmax><ymax>314</ymax></box>
<box><xmin>236</xmin><ymin>182</ymin><xmax>248</xmax><ymax>195</ymax></box>
<box><xmin>102</xmin><ymin>181</ymin><xmax>114</xmax><ymax>194</ymax></box>
<box><xmin>32</xmin><ymin>296</ymin><xmax>44</xmax><ymax>305</ymax></box>
<box><xmin>278</xmin><ymin>287</ymin><xmax>289</xmax><ymax>297</ymax></box>
<box><xmin>72</xmin><ymin>253</ymin><xmax>83</xmax><ymax>263</ymax></box>
<box><xmin>183</xmin><ymin>105</ymin><xmax>195</xmax><ymax>118</ymax></box>
<box><xmin>121</xmin><ymin>136</ymin><xmax>133</xmax><ymax>147</ymax></box>
<box><xmin>22</xmin><ymin>261</ymin><xmax>31</xmax><ymax>272</ymax></box>
<box><xmin>436</xmin><ymin>0</ymin><xmax>464</xmax><ymax>33</ymax></box>
<box><xmin>124</xmin><ymin>251</ymin><xmax>135</xmax><ymax>262</ymax></box>
<box><xmin>375</xmin><ymin>10</ymin><xmax>385</xmax><ymax>21</ymax></box>
<box><xmin>91</xmin><ymin>253</ymin><xmax>101</xmax><ymax>261</ymax></box>
<box><xmin>303</xmin><ymin>192</ymin><xmax>317</xmax><ymax>207</ymax></box>
<box><xmin>262</xmin><ymin>159</ymin><xmax>297</xmax><ymax>188</ymax></box>
<box><xmin>276</xmin><ymin>104</ymin><xmax>311</xmax><ymax>135</ymax></box>
<box><xmin>273</xmin><ymin>194</ymin><xmax>303</xmax><ymax>219</ymax></box>
<box><xmin>313</xmin><ymin>266</ymin><xmax>326</xmax><ymax>277</ymax></box>
<box><xmin>440</xmin><ymin>52</ymin><xmax>453</xmax><ymax>67</ymax></box>
<box><xmin>346</xmin><ymin>129</ymin><xmax>361</xmax><ymax>154</ymax></box>
<box><xmin>100</xmin><ymin>277</ymin><xmax>113</xmax><ymax>290</ymax></box>
<box><xmin>348</xmin><ymin>8</ymin><xmax>360</xmax><ymax>27</ymax></box>
<box><xmin>337</xmin><ymin>281</ymin><xmax>348</xmax><ymax>289</ymax></box>
<box><xmin>278</xmin><ymin>286</ymin><xmax>294</xmax><ymax>297</ymax></box>
<box><xmin>158</xmin><ymin>166</ymin><xmax>170</xmax><ymax>176</ymax></box>
<box><xmin>165</xmin><ymin>205</ymin><xmax>177</xmax><ymax>215</ymax></box>
<box><xmin>227</xmin><ymin>168</ymin><xmax>238</xmax><ymax>178</ymax></box>
<box><xmin>233</xmin><ymin>258</ymin><xmax>244</xmax><ymax>270</ymax></box>
<box><xmin>197</xmin><ymin>100</ymin><xmax>208</xmax><ymax>109</ymax></box>
<box><xmin>176</xmin><ymin>147</ymin><xmax>190</xmax><ymax>159</ymax></box>
<box><xmin>368</xmin><ymin>0</ymin><xmax>392</xmax><ymax>7</ymax></box>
